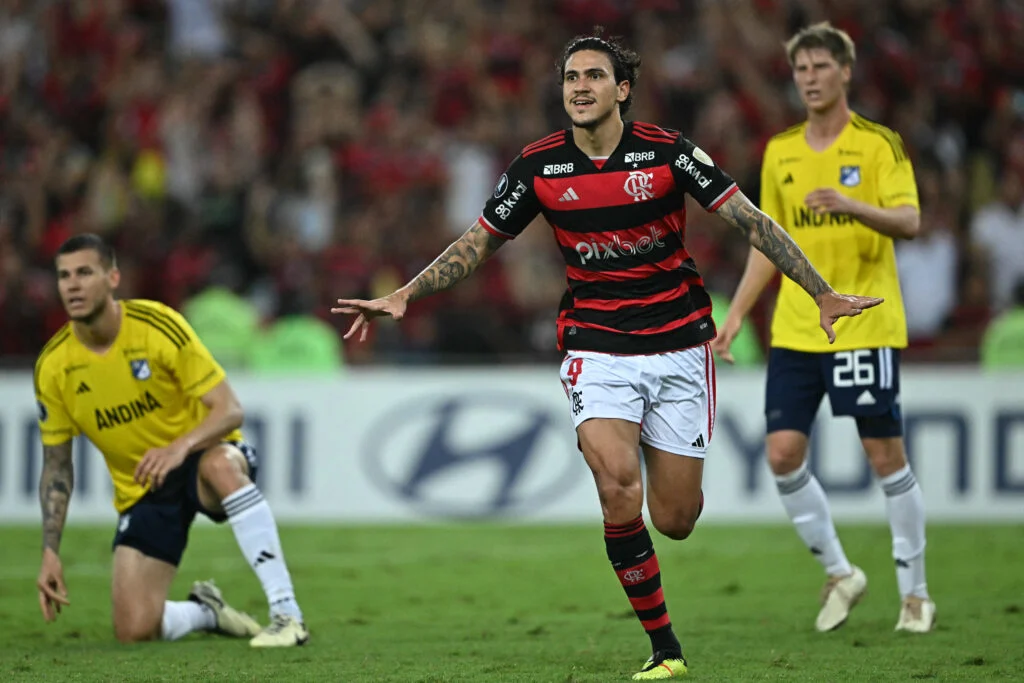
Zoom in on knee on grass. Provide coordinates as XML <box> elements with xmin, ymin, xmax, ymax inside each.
<box><xmin>114</xmin><ymin>614</ymin><xmax>162</xmax><ymax>643</ymax></box>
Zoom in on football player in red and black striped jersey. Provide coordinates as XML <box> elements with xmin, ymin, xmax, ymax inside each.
<box><xmin>334</xmin><ymin>30</ymin><xmax>882</xmax><ymax>680</ymax></box>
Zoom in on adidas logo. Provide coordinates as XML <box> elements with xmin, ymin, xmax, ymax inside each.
<box><xmin>782</xmin><ymin>173</ymin><xmax>794</xmax><ymax>184</ymax></box>
<box><xmin>253</xmin><ymin>550</ymin><xmax>277</xmax><ymax>567</ymax></box>
<box><xmin>690</xmin><ymin>434</ymin><xmax>705</xmax><ymax>448</ymax></box>
<box><xmin>76</xmin><ymin>382</ymin><xmax>91</xmax><ymax>394</ymax></box>
<box><xmin>856</xmin><ymin>389</ymin><xmax>876</xmax><ymax>406</ymax></box>
<box><xmin>558</xmin><ymin>187</ymin><xmax>580</xmax><ymax>202</ymax></box>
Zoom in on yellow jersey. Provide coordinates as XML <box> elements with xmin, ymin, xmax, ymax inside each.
<box><xmin>34</xmin><ymin>299</ymin><xmax>243</xmax><ymax>512</ymax></box>
<box><xmin>760</xmin><ymin>113</ymin><xmax>918</xmax><ymax>352</ymax></box>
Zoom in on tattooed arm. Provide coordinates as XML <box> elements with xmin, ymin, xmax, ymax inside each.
<box><xmin>37</xmin><ymin>440</ymin><xmax>73</xmax><ymax>621</ymax></box>
<box><xmin>715</xmin><ymin>190</ymin><xmax>884</xmax><ymax>344</ymax></box>
<box><xmin>332</xmin><ymin>221</ymin><xmax>507</xmax><ymax>341</ymax></box>
<box><xmin>404</xmin><ymin>222</ymin><xmax>507</xmax><ymax>303</ymax></box>
<box><xmin>715</xmin><ymin>190</ymin><xmax>831</xmax><ymax>300</ymax></box>
<box><xmin>40</xmin><ymin>441</ymin><xmax>74</xmax><ymax>553</ymax></box>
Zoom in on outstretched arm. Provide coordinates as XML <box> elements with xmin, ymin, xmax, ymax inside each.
<box><xmin>332</xmin><ymin>221</ymin><xmax>507</xmax><ymax>341</ymax></box>
<box><xmin>715</xmin><ymin>190</ymin><xmax>883</xmax><ymax>343</ymax></box>
<box><xmin>716</xmin><ymin>190</ymin><xmax>831</xmax><ymax>300</ymax></box>
<box><xmin>404</xmin><ymin>222</ymin><xmax>507</xmax><ymax>304</ymax></box>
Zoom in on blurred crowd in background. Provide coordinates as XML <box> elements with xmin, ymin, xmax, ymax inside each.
<box><xmin>1</xmin><ymin>0</ymin><xmax>1022</xmax><ymax>370</ymax></box>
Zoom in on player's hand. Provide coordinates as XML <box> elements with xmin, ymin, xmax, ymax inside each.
<box><xmin>330</xmin><ymin>291</ymin><xmax>409</xmax><ymax>342</ymax></box>
<box><xmin>805</xmin><ymin>188</ymin><xmax>854</xmax><ymax>215</ymax></box>
<box><xmin>815</xmin><ymin>291</ymin><xmax>884</xmax><ymax>344</ymax></box>
<box><xmin>711</xmin><ymin>315</ymin><xmax>743</xmax><ymax>364</ymax></box>
<box><xmin>37</xmin><ymin>547</ymin><xmax>69</xmax><ymax>622</ymax></box>
<box><xmin>134</xmin><ymin>441</ymin><xmax>190</xmax><ymax>489</ymax></box>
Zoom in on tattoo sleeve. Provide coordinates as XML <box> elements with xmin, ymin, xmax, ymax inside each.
<box><xmin>716</xmin><ymin>191</ymin><xmax>832</xmax><ymax>299</ymax></box>
<box><xmin>40</xmin><ymin>442</ymin><xmax>74</xmax><ymax>553</ymax></box>
<box><xmin>406</xmin><ymin>222</ymin><xmax>507</xmax><ymax>303</ymax></box>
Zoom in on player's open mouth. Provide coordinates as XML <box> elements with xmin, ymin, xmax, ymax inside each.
<box><xmin>805</xmin><ymin>89</ymin><xmax>821</xmax><ymax>99</ymax></box>
<box><xmin>67</xmin><ymin>297</ymin><xmax>85</xmax><ymax>306</ymax></box>
<box><xmin>573</xmin><ymin>99</ymin><xmax>594</xmax><ymax>107</ymax></box>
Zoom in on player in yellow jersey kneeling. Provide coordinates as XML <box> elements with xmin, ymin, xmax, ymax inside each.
<box><xmin>714</xmin><ymin>23</ymin><xmax>935</xmax><ymax>634</ymax></box>
<box><xmin>34</xmin><ymin>234</ymin><xmax>309</xmax><ymax>647</ymax></box>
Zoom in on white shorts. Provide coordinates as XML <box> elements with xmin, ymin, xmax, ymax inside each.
<box><xmin>559</xmin><ymin>344</ymin><xmax>717</xmax><ymax>458</ymax></box>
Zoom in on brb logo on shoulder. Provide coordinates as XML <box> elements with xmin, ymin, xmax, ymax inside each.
<box><xmin>493</xmin><ymin>173</ymin><xmax>529</xmax><ymax>221</ymax></box>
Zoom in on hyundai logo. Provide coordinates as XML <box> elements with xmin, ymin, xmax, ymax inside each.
<box><xmin>362</xmin><ymin>394</ymin><xmax>582</xmax><ymax>518</ymax></box>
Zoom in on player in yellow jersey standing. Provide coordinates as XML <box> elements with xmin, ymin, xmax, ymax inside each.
<box><xmin>714</xmin><ymin>22</ymin><xmax>935</xmax><ymax>633</ymax></box>
<box><xmin>34</xmin><ymin>234</ymin><xmax>309</xmax><ymax>647</ymax></box>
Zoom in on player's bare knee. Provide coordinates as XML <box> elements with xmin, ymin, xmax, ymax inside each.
<box><xmin>651</xmin><ymin>507</ymin><xmax>697</xmax><ymax>541</ymax></box>
<box><xmin>595</xmin><ymin>474</ymin><xmax>643</xmax><ymax>520</ymax></box>
<box><xmin>766</xmin><ymin>443</ymin><xmax>805</xmax><ymax>475</ymax></box>
<box><xmin>863</xmin><ymin>438</ymin><xmax>907</xmax><ymax>477</ymax></box>
<box><xmin>198</xmin><ymin>447</ymin><xmax>248</xmax><ymax>497</ymax></box>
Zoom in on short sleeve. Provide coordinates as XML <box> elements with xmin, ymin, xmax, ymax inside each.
<box><xmin>34</xmin><ymin>357</ymin><xmax>78</xmax><ymax>445</ymax></box>
<box><xmin>479</xmin><ymin>154</ymin><xmax>543</xmax><ymax>240</ymax></box>
<box><xmin>159</xmin><ymin>306</ymin><xmax>228</xmax><ymax>399</ymax></box>
<box><xmin>669</xmin><ymin>135</ymin><xmax>738</xmax><ymax>211</ymax></box>
<box><xmin>877</xmin><ymin>134</ymin><xmax>919</xmax><ymax>210</ymax></box>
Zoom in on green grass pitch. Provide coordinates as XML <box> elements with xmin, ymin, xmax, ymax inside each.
<box><xmin>1</xmin><ymin>524</ymin><xmax>1021</xmax><ymax>681</ymax></box>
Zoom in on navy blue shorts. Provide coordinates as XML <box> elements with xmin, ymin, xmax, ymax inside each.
<box><xmin>111</xmin><ymin>441</ymin><xmax>258</xmax><ymax>566</ymax></box>
<box><xmin>765</xmin><ymin>347</ymin><xmax>903</xmax><ymax>439</ymax></box>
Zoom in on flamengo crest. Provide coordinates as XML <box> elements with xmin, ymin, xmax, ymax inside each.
<box><xmin>624</xmin><ymin>170</ymin><xmax>655</xmax><ymax>202</ymax></box>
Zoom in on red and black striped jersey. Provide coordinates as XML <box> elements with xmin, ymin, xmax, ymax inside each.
<box><xmin>480</xmin><ymin>121</ymin><xmax>738</xmax><ymax>355</ymax></box>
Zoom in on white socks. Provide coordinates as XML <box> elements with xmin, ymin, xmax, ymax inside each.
<box><xmin>879</xmin><ymin>465</ymin><xmax>929</xmax><ymax>599</ymax></box>
<box><xmin>776</xmin><ymin>458</ymin><xmax>929</xmax><ymax>600</ymax></box>
<box><xmin>161</xmin><ymin>601</ymin><xmax>215</xmax><ymax>641</ymax></box>
<box><xmin>775</xmin><ymin>461</ymin><xmax>853</xmax><ymax>576</ymax></box>
<box><xmin>223</xmin><ymin>483</ymin><xmax>303</xmax><ymax>621</ymax></box>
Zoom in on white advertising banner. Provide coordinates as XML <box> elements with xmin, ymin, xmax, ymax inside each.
<box><xmin>0</xmin><ymin>368</ymin><xmax>1021</xmax><ymax>525</ymax></box>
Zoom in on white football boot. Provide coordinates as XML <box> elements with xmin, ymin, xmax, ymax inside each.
<box><xmin>250</xmin><ymin>614</ymin><xmax>310</xmax><ymax>648</ymax></box>
<box><xmin>895</xmin><ymin>596</ymin><xmax>936</xmax><ymax>633</ymax></box>
<box><xmin>188</xmin><ymin>580</ymin><xmax>262</xmax><ymax>637</ymax></box>
<box><xmin>815</xmin><ymin>566</ymin><xmax>868</xmax><ymax>632</ymax></box>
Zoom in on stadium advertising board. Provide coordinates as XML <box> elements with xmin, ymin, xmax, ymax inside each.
<box><xmin>0</xmin><ymin>368</ymin><xmax>1021</xmax><ymax>524</ymax></box>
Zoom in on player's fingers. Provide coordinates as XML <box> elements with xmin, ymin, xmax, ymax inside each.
<box><xmin>39</xmin><ymin>590</ymin><xmax>54</xmax><ymax>621</ymax></box>
<box><xmin>360</xmin><ymin>324</ymin><xmax>370</xmax><ymax>342</ymax></box>
<box><xmin>821</xmin><ymin>319</ymin><xmax>836</xmax><ymax>344</ymax></box>
<box><xmin>334</xmin><ymin>298</ymin><xmax>369</xmax><ymax>308</ymax></box>
<box><xmin>132</xmin><ymin>461</ymin><xmax>145</xmax><ymax>484</ymax></box>
<box><xmin>343</xmin><ymin>315</ymin><xmax>365</xmax><ymax>340</ymax></box>
<box><xmin>39</xmin><ymin>580</ymin><xmax>69</xmax><ymax>606</ymax></box>
<box><xmin>154</xmin><ymin>463</ymin><xmax>169</xmax><ymax>489</ymax></box>
<box><xmin>854</xmin><ymin>296</ymin><xmax>884</xmax><ymax>309</ymax></box>
<box><xmin>137</xmin><ymin>453</ymin><xmax>156</xmax><ymax>481</ymax></box>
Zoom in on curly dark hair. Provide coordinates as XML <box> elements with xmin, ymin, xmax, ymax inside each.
<box><xmin>557</xmin><ymin>28</ymin><xmax>642</xmax><ymax>117</ymax></box>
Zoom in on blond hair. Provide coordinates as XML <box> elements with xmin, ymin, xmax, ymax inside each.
<box><xmin>785</xmin><ymin>21</ymin><xmax>856</xmax><ymax>68</ymax></box>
